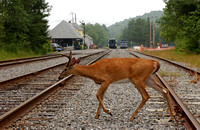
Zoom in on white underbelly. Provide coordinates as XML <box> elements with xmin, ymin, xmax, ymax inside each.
<box><xmin>112</xmin><ymin>78</ymin><xmax>131</xmax><ymax>84</ymax></box>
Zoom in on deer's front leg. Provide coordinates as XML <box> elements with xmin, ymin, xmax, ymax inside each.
<box><xmin>130</xmin><ymin>80</ymin><xmax>150</xmax><ymax>121</ymax></box>
<box><xmin>96</xmin><ymin>82</ymin><xmax>111</xmax><ymax>118</ymax></box>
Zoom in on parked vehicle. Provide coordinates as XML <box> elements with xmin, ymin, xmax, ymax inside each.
<box><xmin>120</xmin><ymin>40</ymin><xmax>128</xmax><ymax>49</ymax></box>
<box><xmin>50</xmin><ymin>43</ymin><xmax>62</xmax><ymax>52</ymax></box>
<box><xmin>108</xmin><ymin>38</ymin><xmax>117</xmax><ymax>49</ymax></box>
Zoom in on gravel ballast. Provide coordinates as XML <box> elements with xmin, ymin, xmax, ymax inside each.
<box><xmin>43</xmin><ymin>49</ymin><xmax>185</xmax><ymax>129</ymax></box>
<box><xmin>6</xmin><ymin>49</ymin><xmax>189</xmax><ymax>129</ymax></box>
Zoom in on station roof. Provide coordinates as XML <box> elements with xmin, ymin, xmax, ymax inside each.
<box><xmin>71</xmin><ymin>23</ymin><xmax>83</xmax><ymax>31</ymax></box>
<box><xmin>49</xmin><ymin>20</ymin><xmax>82</xmax><ymax>39</ymax></box>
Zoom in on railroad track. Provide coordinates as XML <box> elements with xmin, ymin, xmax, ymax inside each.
<box><xmin>128</xmin><ymin>50</ymin><xmax>200</xmax><ymax>129</ymax></box>
<box><xmin>0</xmin><ymin>54</ymin><xmax>63</xmax><ymax>67</ymax></box>
<box><xmin>0</xmin><ymin>49</ymin><xmax>110</xmax><ymax>128</ymax></box>
<box><xmin>1</xmin><ymin>49</ymin><xmax>199</xmax><ymax>129</ymax></box>
<box><xmin>0</xmin><ymin>49</ymin><xmax>106</xmax><ymax>85</ymax></box>
<box><xmin>0</xmin><ymin>49</ymin><xmax>105</xmax><ymax>67</ymax></box>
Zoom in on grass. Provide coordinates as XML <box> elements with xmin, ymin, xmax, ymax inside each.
<box><xmin>142</xmin><ymin>49</ymin><xmax>200</xmax><ymax>69</ymax></box>
<box><xmin>0</xmin><ymin>50</ymin><xmax>44</xmax><ymax>61</ymax></box>
<box><xmin>159</xmin><ymin>70</ymin><xmax>182</xmax><ymax>77</ymax></box>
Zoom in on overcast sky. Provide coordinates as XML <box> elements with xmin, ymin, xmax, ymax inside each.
<box><xmin>46</xmin><ymin>0</ymin><xmax>166</xmax><ymax>29</ymax></box>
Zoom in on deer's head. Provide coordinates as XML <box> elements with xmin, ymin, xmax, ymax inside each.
<box><xmin>58</xmin><ymin>51</ymin><xmax>80</xmax><ymax>80</ymax></box>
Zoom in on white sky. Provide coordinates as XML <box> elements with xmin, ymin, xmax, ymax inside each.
<box><xmin>46</xmin><ymin>0</ymin><xmax>166</xmax><ymax>29</ymax></box>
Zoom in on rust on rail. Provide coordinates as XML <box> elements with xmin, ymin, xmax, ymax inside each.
<box><xmin>157</xmin><ymin>74</ymin><xmax>200</xmax><ymax>129</ymax></box>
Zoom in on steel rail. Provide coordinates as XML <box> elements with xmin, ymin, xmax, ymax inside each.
<box><xmin>0</xmin><ymin>54</ymin><xmax>60</xmax><ymax>63</ymax></box>
<box><xmin>134</xmin><ymin>51</ymin><xmax>200</xmax><ymax>76</ymax></box>
<box><xmin>157</xmin><ymin>74</ymin><xmax>200</xmax><ymax>130</ymax></box>
<box><xmin>0</xmin><ymin>50</ymin><xmax>111</xmax><ymax>128</ymax></box>
<box><xmin>0</xmin><ymin>63</ymin><xmax>65</xmax><ymax>88</ymax></box>
<box><xmin>0</xmin><ymin>52</ymin><xmax>88</xmax><ymax>64</ymax></box>
<box><xmin>128</xmin><ymin>51</ymin><xmax>200</xmax><ymax>130</ymax></box>
<box><xmin>0</xmin><ymin>50</ymin><xmax>106</xmax><ymax>87</ymax></box>
<box><xmin>0</xmin><ymin>54</ymin><xmax>63</xmax><ymax>67</ymax></box>
<box><xmin>0</xmin><ymin>50</ymin><xmax>106</xmax><ymax>67</ymax></box>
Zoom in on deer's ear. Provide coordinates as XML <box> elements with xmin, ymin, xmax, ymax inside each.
<box><xmin>76</xmin><ymin>58</ymin><xmax>81</xmax><ymax>64</ymax></box>
<box><xmin>72</xmin><ymin>57</ymin><xmax>76</xmax><ymax>65</ymax></box>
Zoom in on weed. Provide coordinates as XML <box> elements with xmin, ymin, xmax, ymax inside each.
<box><xmin>159</xmin><ymin>71</ymin><xmax>182</xmax><ymax>77</ymax></box>
<box><xmin>143</xmin><ymin>49</ymin><xmax>200</xmax><ymax>69</ymax></box>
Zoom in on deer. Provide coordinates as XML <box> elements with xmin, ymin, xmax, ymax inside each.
<box><xmin>59</xmin><ymin>51</ymin><xmax>176</xmax><ymax>121</ymax></box>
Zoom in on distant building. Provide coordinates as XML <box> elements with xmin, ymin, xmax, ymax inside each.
<box><xmin>49</xmin><ymin>20</ymin><xmax>82</xmax><ymax>48</ymax></box>
<box><xmin>85</xmin><ymin>34</ymin><xmax>93</xmax><ymax>49</ymax></box>
<box><xmin>71</xmin><ymin>23</ymin><xmax>84</xmax><ymax>38</ymax></box>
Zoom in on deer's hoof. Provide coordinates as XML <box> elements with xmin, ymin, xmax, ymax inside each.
<box><xmin>95</xmin><ymin>115</ymin><xmax>100</xmax><ymax>119</ymax></box>
<box><xmin>105</xmin><ymin>109</ymin><xmax>112</xmax><ymax>116</ymax></box>
<box><xmin>130</xmin><ymin>117</ymin><xmax>135</xmax><ymax>121</ymax></box>
<box><xmin>110</xmin><ymin>112</ymin><xmax>112</xmax><ymax>116</ymax></box>
<box><xmin>168</xmin><ymin>119</ymin><xmax>173</xmax><ymax>122</ymax></box>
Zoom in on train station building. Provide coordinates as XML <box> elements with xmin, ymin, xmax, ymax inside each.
<box><xmin>49</xmin><ymin>20</ymin><xmax>82</xmax><ymax>49</ymax></box>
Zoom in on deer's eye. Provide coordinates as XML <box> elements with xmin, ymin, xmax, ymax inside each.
<box><xmin>64</xmin><ymin>69</ymin><xmax>67</xmax><ymax>71</ymax></box>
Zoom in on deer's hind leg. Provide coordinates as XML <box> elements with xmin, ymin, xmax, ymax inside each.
<box><xmin>130</xmin><ymin>78</ymin><xmax>150</xmax><ymax>121</ymax></box>
<box><xmin>145</xmin><ymin>74</ymin><xmax>176</xmax><ymax>121</ymax></box>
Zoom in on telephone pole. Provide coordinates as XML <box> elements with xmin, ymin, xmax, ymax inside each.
<box><xmin>70</xmin><ymin>12</ymin><xmax>75</xmax><ymax>23</ymax></box>
<box><xmin>152</xmin><ymin>16</ymin><xmax>157</xmax><ymax>48</ymax></box>
<box><xmin>153</xmin><ymin>16</ymin><xmax>155</xmax><ymax>48</ymax></box>
<box><xmin>75</xmin><ymin>13</ymin><xmax>77</xmax><ymax>23</ymax></box>
<box><xmin>150</xmin><ymin>19</ymin><xmax>152</xmax><ymax>48</ymax></box>
<box><xmin>80</xmin><ymin>21</ymin><xmax>85</xmax><ymax>48</ymax></box>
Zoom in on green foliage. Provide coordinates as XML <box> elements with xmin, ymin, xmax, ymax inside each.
<box><xmin>108</xmin><ymin>11</ymin><xmax>163</xmax><ymax>40</ymax></box>
<box><xmin>23</xmin><ymin>0</ymin><xmax>51</xmax><ymax>54</ymax></box>
<box><xmin>0</xmin><ymin>0</ymin><xmax>51</xmax><ymax>55</ymax></box>
<box><xmin>0</xmin><ymin>1</ymin><xmax>5</xmax><ymax>44</ymax></box>
<box><xmin>0</xmin><ymin>49</ymin><xmax>38</xmax><ymax>61</ymax></box>
<box><xmin>108</xmin><ymin>22</ymin><xmax>128</xmax><ymax>42</ymax></box>
<box><xmin>119</xmin><ymin>18</ymin><xmax>151</xmax><ymax>47</ymax></box>
<box><xmin>0</xmin><ymin>0</ymin><xmax>30</xmax><ymax>52</ymax></box>
<box><xmin>160</xmin><ymin>0</ymin><xmax>200</xmax><ymax>54</ymax></box>
<box><xmin>176</xmin><ymin>7</ymin><xmax>200</xmax><ymax>53</ymax></box>
<box><xmin>84</xmin><ymin>23</ymin><xmax>109</xmax><ymax>47</ymax></box>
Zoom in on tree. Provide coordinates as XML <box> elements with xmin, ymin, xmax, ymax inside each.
<box><xmin>23</xmin><ymin>0</ymin><xmax>51</xmax><ymax>54</ymax></box>
<box><xmin>160</xmin><ymin>0</ymin><xmax>200</xmax><ymax>53</ymax></box>
<box><xmin>84</xmin><ymin>23</ymin><xmax>109</xmax><ymax>47</ymax></box>
<box><xmin>176</xmin><ymin>6</ymin><xmax>200</xmax><ymax>53</ymax></box>
<box><xmin>0</xmin><ymin>0</ymin><xmax>51</xmax><ymax>54</ymax></box>
<box><xmin>0</xmin><ymin>0</ymin><xmax>30</xmax><ymax>52</ymax></box>
<box><xmin>0</xmin><ymin>0</ymin><xmax>5</xmax><ymax>45</ymax></box>
<box><xmin>120</xmin><ymin>18</ymin><xmax>151</xmax><ymax>47</ymax></box>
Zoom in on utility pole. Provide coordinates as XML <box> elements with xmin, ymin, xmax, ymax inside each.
<box><xmin>75</xmin><ymin>13</ymin><xmax>77</xmax><ymax>23</ymax></box>
<box><xmin>153</xmin><ymin>16</ymin><xmax>155</xmax><ymax>48</ymax></box>
<box><xmin>150</xmin><ymin>19</ymin><xmax>152</xmax><ymax>48</ymax></box>
<box><xmin>80</xmin><ymin>21</ymin><xmax>85</xmax><ymax>49</ymax></box>
<box><xmin>152</xmin><ymin>16</ymin><xmax>157</xmax><ymax>48</ymax></box>
<box><xmin>70</xmin><ymin>12</ymin><xmax>74</xmax><ymax>23</ymax></box>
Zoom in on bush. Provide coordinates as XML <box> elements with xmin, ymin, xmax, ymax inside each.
<box><xmin>175</xmin><ymin>8</ymin><xmax>200</xmax><ymax>54</ymax></box>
